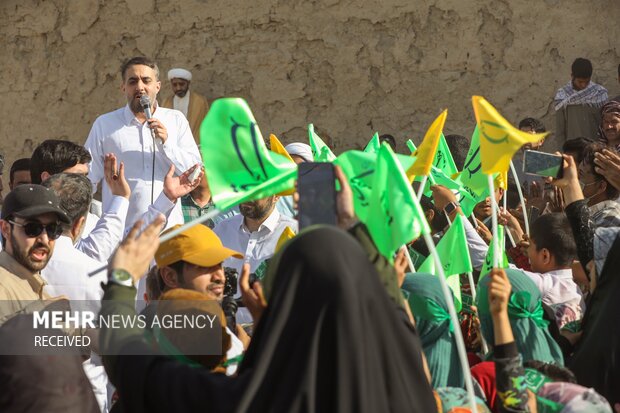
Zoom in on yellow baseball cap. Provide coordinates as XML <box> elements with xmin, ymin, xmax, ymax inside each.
<box><xmin>155</xmin><ymin>224</ymin><xmax>243</xmax><ymax>268</ymax></box>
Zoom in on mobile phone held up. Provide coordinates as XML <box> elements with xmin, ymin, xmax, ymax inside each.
<box><xmin>523</xmin><ymin>150</ymin><xmax>563</xmax><ymax>179</ymax></box>
<box><xmin>297</xmin><ymin>162</ymin><xmax>337</xmax><ymax>229</ymax></box>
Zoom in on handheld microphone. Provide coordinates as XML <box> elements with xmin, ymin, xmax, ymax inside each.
<box><xmin>139</xmin><ymin>94</ymin><xmax>153</xmax><ymax>119</ymax></box>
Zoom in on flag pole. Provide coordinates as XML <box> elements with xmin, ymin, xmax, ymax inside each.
<box><xmin>159</xmin><ymin>208</ymin><xmax>222</xmax><ymax>242</ymax></box>
<box><xmin>88</xmin><ymin>208</ymin><xmax>224</xmax><ymax>277</ymax></box>
<box><xmin>416</xmin><ymin>176</ymin><xmax>428</xmax><ymax>200</ymax></box>
<box><xmin>423</xmin><ymin>232</ymin><xmax>478</xmax><ymax>413</ymax></box>
<box><xmin>402</xmin><ymin>245</ymin><xmax>416</xmax><ymax>272</ymax></box>
<box><xmin>509</xmin><ymin>161</ymin><xmax>530</xmax><ymax>236</ymax></box>
<box><xmin>487</xmin><ymin>174</ymin><xmax>500</xmax><ymax>268</ymax></box>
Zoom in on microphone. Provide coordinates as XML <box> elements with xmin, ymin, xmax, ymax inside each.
<box><xmin>139</xmin><ymin>94</ymin><xmax>153</xmax><ymax>119</ymax></box>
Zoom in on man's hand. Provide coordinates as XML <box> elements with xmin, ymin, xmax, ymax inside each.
<box><xmin>518</xmin><ymin>233</ymin><xmax>531</xmax><ymax>257</ymax></box>
<box><xmin>104</xmin><ymin>153</ymin><xmax>131</xmax><ymax>199</ymax></box>
<box><xmin>475</xmin><ymin>218</ymin><xmax>493</xmax><ymax>245</ymax></box>
<box><xmin>498</xmin><ymin>207</ymin><xmax>524</xmax><ymax>242</ymax></box>
<box><xmin>547</xmin><ymin>153</ymin><xmax>584</xmax><ymax>205</ymax></box>
<box><xmin>334</xmin><ymin>165</ymin><xmax>358</xmax><ymax>230</ymax></box>
<box><xmin>594</xmin><ymin>149</ymin><xmax>620</xmax><ymax>192</ymax></box>
<box><xmin>488</xmin><ymin>269</ymin><xmax>511</xmax><ymax>316</ymax></box>
<box><xmin>147</xmin><ymin>118</ymin><xmax>168</xmax><ymax>143</ymax></box>
<box><xmin>547</xmin><ymin>186</ymin><xmax>565</xmax><ymax>212</ymax></box>
<box><xmin>429</xmin><ymin>184</ymin><xmax>457</xmax><ymax>211</ymax></box>
<box><xmin>109</xmin><ymin>216</ymin><xmax>165</xmax><ymax>283</ymax></box>
<box><xmin>394</xmin><ymin>247</ymin><xmax>408</xmax><ymax>288</ymax></box>
<box><xmin>240</xmin><ymin>263</ymin><xmax>267</xmax><ymax>325</ymax></box>
<box><xmin>163</xmin><ymin>163</ymin><xmax>203</xmax><ymax>202</ymax></box>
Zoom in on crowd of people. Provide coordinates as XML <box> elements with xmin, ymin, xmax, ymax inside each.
<box><xmin>0</xmin><ymin>55</ymin><xmax>618</xmax><ymax>412</ymax></box>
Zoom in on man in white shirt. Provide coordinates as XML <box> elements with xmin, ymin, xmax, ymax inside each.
<box><xmin>85</xmin><ymin>56</ymin><xmax>202</xmax><ymax>232</ymax></box>
<box><xmin>214</xmin><ymin>195</ymin><xmax>298</xmax><ymax>276</ymax></box>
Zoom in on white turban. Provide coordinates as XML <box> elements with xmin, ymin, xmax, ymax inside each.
<box><xmin>284</xmin><ymin>143</ymin><xmax>313</xmax><ymax>162</ymax></box>
<box><xmin>167</xmin><ymin>68</ymin><xmax>192</xmax><ymax>81</ymax></box>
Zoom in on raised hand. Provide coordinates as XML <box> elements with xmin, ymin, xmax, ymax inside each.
<box><xmin>240</xmin><ymin>263</ymin><xmax>267</xmax><ymax>324</ymax></box>
<box><xmin>594</xmin><ymin>149</ymin><xmax>620</xmax><ymax>192</ymax></box>
<box><xmin>163</xmin><ymin>163</ymin><xmax>203</xmax><ymax>201</ymax></box>
<box><xmin>104</xmin><ymin>153</ymin><xmax>131</xmax><ymax>199</ymax></box>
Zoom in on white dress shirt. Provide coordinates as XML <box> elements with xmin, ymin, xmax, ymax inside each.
<box><xmin>42</xmin><ymin>236</ymin><xmax>110</xmax><ymax>412</ymax></box>
<box><xmin>84</xmin><ymin>104</ymin><xmax>201</xmax><ymax>232</ymax></box>
<box><xmin>76</xmin><ymin>196</ymin><xmax>129</xmax><ymax>263</ymax></box>
<box><xmin>173</xmin><ymin>91</ymin><xmax>190</xmax><ymax>118</ymax></box>
<box><xmin>462</xmin><ymin>216</ymin><xmax>489</xmax><ymax>271</ymax></box>
<box><xmin>214</xmin><ymin>209</ymin><xmax>298</xmax><ymax>324</ymax></box>
<box><xmin>214</xmin><ymin>209</ymin><xmax>298</xmax><ymax>276</ymax></box>
<box><xmin>42</xmin><ymin>236</ymin><xmax>108</xmax><ymax>301</ymax></box>
<box><xmin>520</xmin><ymin>268</ymin><xmax>585</xmax><ymax>329</ymax></box>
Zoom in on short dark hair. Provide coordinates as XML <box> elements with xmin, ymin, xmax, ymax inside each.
<box><xmin>518</xmin><ymin>118</ymin><xmax>546</xmax><ymax>133</ymax></box>
<box><xmin>524</xmin><ymin>360</ymin><xmax>577</xmax><ymax>383</ymax></box>
<box><xmin>378</xmin><ymin>134</ymin><xmax>396</xmax><ymax>151</ymax></box>
<box><xmin>9</xmin><ymin>158</ymin><xmax>31</xmax><ymax>184</ymax></box>
<box><xmin>582</xmin><ymin>142</ymin><xmax>620</xmax><ymax>199</ymax></box>
<box><xmin>30</xmin><ymin>140</ymin><xmax>92</xmax><ymax>184</ymax></box>
<box><xmin>561</xmin><ymin>137</ymin><xmax>594</xmax><ymax>164</ymax></box>
<box><xmin>530</xmin><ymin>213</ymin><xmax>576</xmax><ymax>267</ymax></box>
<box><xmin>120</xmin><ymin>56</ymin><xmax>159</xmax><ymax>81</ymax></box>
<box><xmin>158</xmin><ymin>260</ymin><xmax>187</xmax><ymax>291</ymax></box>
<box><xmin>41</xmin><ymin>173</ymin><xmax>93</xmax><ymax>225</ymax></box>
<box><xmin>444</xmin><ymin>134</ymin><xmax>469</xmax><ymax>170</ymax></box>
<box><xmin>419</xmin><ymin>195</ymin><xmax>448</xmax><ymax>232</ymax></box>
<box><xmin>571</xmin><ymin>58</ymin><xmax>593</xmax><ymax>79</ymax></box>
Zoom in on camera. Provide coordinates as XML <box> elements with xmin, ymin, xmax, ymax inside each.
<box><xmin>221</xmin><ymin>267</ymin><xmax>239</xmax><ymax>332</ymax></box>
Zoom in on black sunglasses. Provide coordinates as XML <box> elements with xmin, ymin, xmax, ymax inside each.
<box><xmin>9</xmin><ymin>220</ymin><xmax>63</xmax><ymax>240</ymax></box>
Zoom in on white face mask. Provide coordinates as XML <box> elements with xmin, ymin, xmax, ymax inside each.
<box><xmin>579</xmin><ymin>180</ymin><xmax>605</xmax><ymax>203</ymax></box>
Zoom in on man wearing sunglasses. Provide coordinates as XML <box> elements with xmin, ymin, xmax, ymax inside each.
<box><xmin>0</xmin><ymin>184</ymin><xmax>70</xmax><ymax>323</ymax></box>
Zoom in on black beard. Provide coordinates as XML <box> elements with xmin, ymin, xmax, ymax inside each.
<box><xmin>239</xmin><ymin>200</ymin><xmax>274</xmax><ymax>220</ymax></box>
<box><xmin>10</xmin><ymin>232</ymin><xmax>51</xmax><ymax>272</ymax></box>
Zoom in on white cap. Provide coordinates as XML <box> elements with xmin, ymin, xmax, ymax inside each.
<box><xmin>167</xmin><ymin>68</ymin><xmax>192</xmax><ymax>81</ymax></box>
<box><xmin>284</xmin><ymin>143</ymin><xmax>313</xmax><ymax>162</ymax></box>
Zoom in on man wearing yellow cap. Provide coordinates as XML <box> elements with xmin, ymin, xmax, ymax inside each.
<box><xmin>161</xmin><ymin>68</ymin><xmax>209</xmax><ymax>145</ymax></box>
<box><xmin>153</xmin><ymin>223</ymin><xmax>246</xmax><ymax>374</ymax></box>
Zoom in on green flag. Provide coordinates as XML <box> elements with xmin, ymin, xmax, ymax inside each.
<box><xmin>335</xmin><ymin>150</ymin><xmax>416</xmax><ymax>222</ymax></box>
<box><xmin>308</xmin><ymin>124</ymin><xmax>337</xmax><ymax>162</ymax></box>
<box><xmin>366</xmin><ymin>144</ymin><xmax>430</xmax><ymax>262</ymax></box>
<box><xmin>456</xmin><ymin>126</ymin><xmax>488</xmax><ymax>197</ymax></box>
<box><xmin>200</xmin><ymin>98</ymin><xmax>297</xmax><ymax>210</ymax></box>
<box><xmin>364</xmin><ymin>132</ymin><xmax>381</xmax><ymax>153</ymax></box>
<box><xmin>418</xmin><ymin>214</ymin><xmax>472</xmax><ymax>310</ymax></box>
<box><xmin>433</xmin><ymin>133</ymin><xmax>458</xmax><ymax>177</ymax></box>
<box><xmin>480</xmin><ymin>225</ymin><xmax>510</xmax><ymax>278</ymax></box>
<box><xmin>406</xmin><ymin>139</ymin><xmax>417</xmax><ymax>154</ymax></box>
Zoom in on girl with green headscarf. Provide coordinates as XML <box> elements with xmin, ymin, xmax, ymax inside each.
<box><xmin>477</xmin><ymin>268</ymin><xmax>564</xmax><ymax>365</ymax></box>
<box><xmin>402</xmin><ymin>273</ymin><xmax>464</xmax><ymax>388</ymax></box>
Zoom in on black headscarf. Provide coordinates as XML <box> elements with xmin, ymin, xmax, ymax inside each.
<box><xmin>569</xmin><ymin>230</ymin><xmax>620</xmax><ymax>404</ymax></box>
<box><xmin>236</xmin><ymin>225</ymin><xmax>436</xmax><ymax>412</ymax></box>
